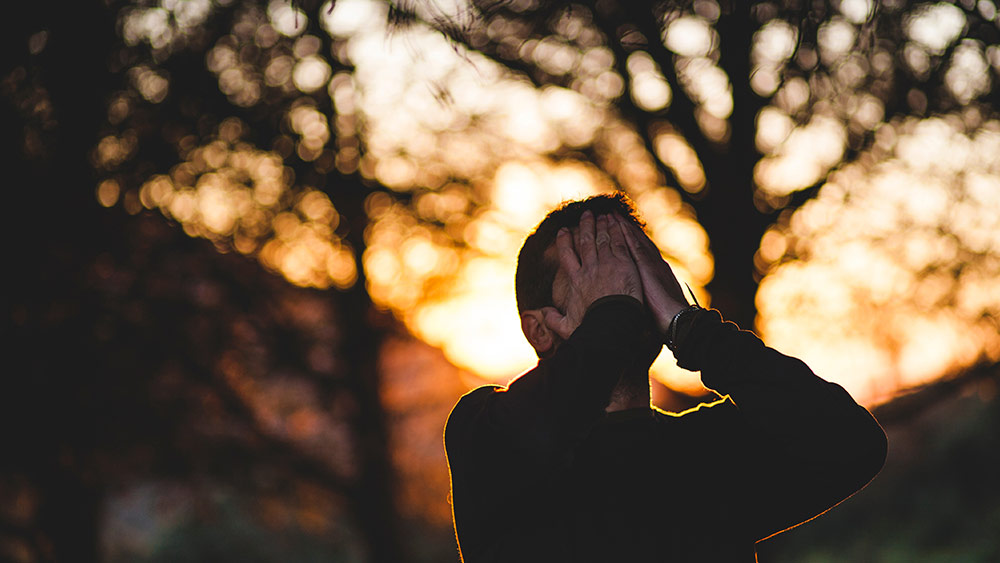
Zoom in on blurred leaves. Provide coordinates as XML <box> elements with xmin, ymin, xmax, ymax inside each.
<box><xmin>759</xmin><ymin>113</ymin><xmax>1000</xmax><ymax>400</ymax></box>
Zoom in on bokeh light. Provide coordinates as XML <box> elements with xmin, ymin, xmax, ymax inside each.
<box><xmin>304</xmin><ymin>0</ymin><xmax>714</xmax><ymax>390</ymax></box>
<box><xmin>627</xmin><ymin>51</ymin><xmax>672</xmax><ymax>112</ymax></box>
<box><xmin>136</xmin><ymin>118</ymin><xmax>356</xmax><ymax>290</ymax></box>
<box><xmin>100</xmin><ymin>0</ymin><xmax>1000</xmax><ymax>407</ymax></box>
<box><xmin>755</xmin><ymin>115</ymin><xmax>847</xmax><ymax>197</ymax></box>
<box><xmin>758</xmin><ymin>114</ymin><xmax>1000</xmax><ymax>404</ymax></box>
<box><xmin>905</xmin><ymin>3</ymin><xmax>966</xmax><ymax>55</ymax></box>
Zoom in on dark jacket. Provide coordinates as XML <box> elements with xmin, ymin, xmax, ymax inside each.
<box><xmin>445</xmin><ymin>295</ymin><xmax>887</xmax><ymax>562</ymax></box>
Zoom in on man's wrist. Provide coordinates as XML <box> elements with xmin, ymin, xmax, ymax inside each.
<box><xmin>666</xmin><ymin>305</ymin><xmax>701</xmax><ymax>352</ymax></box>
<box><xmin>660</xmin><ymin>303</ymin><xmax>686</xmax><ymax>328</ymax></box>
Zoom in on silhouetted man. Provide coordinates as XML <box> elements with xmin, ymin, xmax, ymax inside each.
<box><xmin>444</xmin><ymin>194</ymin><xmax>887</xmax><ymax>562</ymax></box>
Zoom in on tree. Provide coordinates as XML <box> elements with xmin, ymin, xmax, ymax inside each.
<box><xmin>3</xmin><ymin>1</ymin><xmax>413</xmax><ymax>561</ymax></box>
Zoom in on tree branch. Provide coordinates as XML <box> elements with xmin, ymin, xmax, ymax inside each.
<box><xmin>603</xmin><ymin>1</ymin><xmax>717</xmax><ymax>167</ymax></box>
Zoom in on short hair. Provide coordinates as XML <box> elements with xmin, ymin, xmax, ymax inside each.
<box><xmin>515</xmin><ymin>192</ymin><xmax>645</xmax><ymax>314</ymax></box>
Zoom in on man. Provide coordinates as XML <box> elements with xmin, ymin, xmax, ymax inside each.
<box><xmin>444</xmin><ymin>194</ymin><xmax>887</xmax><ymax>562</ymax></box>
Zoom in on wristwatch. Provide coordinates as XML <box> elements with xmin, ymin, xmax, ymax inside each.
<box><xmin>666</xmin><ymin>305</ymin><xmax>700</xmax><ymax>352</ymax></box>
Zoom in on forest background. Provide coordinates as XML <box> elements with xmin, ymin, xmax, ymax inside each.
<box><xmin>2</xmin><ymin>0</ymin><xmax>999</xmax><ymax>561</ymax></box>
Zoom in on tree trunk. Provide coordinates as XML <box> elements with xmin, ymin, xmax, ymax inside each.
<box><xmin>3</xmin><ymin>2</ymin><xmax>118</xmax><ymax>561</ymax></box>
<box><xmin>335</xmin><ymin>180</ymin><xmax>410</xmax><ymax>563</ymax></box>
<box><xmin>697</xmin><ymin>4</ymin><xmax>769</xmax><ymax>331</ymax></box>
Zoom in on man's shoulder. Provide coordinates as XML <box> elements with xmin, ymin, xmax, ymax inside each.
<box><xmin>444</xmin><ymin>385</ymin><xmax>503</xmax><ymax>446</ymax></box>
<box><xmin>450</xmin><ymin>385</ymin><xmax>502</xmax><ymax>414</ymax></box>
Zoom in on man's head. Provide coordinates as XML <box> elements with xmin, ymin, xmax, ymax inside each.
<box><xmin>515</xmin><ymin>193</ymin><xmax>646</xmax><ymax>357</ymax></box>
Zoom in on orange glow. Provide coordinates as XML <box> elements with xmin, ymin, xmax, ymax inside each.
<box><xmin>412</xmin><ymin>264</ymin><xmax>537</xmax><ymax>379</ymax></box>
<box><xmin>360</xmin><ymin>155</ymin><xmax>713</xmax><ymax>393</ymax></box>
<box><xmin>817</xmin><ymin>19</ymin><xmax>856</xmax><ymax>65</ymax></box>
<box><xmin>95</xmin><ymin>133</ymin><xmax>136</xmax><ymax>169</ymax></box>
<box><xmin>116</xmin><ymin>0</ymin><xmax>1000</xmax><ymax>409</ymax></box>
<box><xmin>97</xmin><ymin>0</ymin><xmax>1000</xmax><ymax>419</ymax></box>
<box><xmin>652</xmin><ymin>128</ymin><xmax>706</xmax><ymax>193</ymax></box>
<box><xmin>96</xmin><ymin>180</ymin><xmax>121</xmax><ymax>208</ymax></box>
<box><xmin>268</xmin><ymin>0</ymin><xmax>307</xmax><ymax>37</ymax></box>
<box><xmin>137</xmin><ymin>118</ymin><xmax>356</xmax><ymax>290</ymax></box>
<box><xmin>289</xmin><ymin>104</ymin><xmax>330</xmax><ymax>161</ymax></box>
<box><xmin>129</xmin><ymin>66</ymin><xmax>169</xmax><ymax>104</ymax></box>
<box><xmin>905</xmin><ymin>3</ymin><xmax>966</xmax><ymax>55</ymax></box>
<box><xmin>757</xmin><ymin>115</ymin><xmax>1000</xmax><ymax>404</ymax></box>
<box><xmin>628</xmin><ymin>52</ymin><xmax>672</xmax><ymax>112</ymax></box>
<box><xmin>755</xmin><ymin>107</ymin><xmax>793</xmax><ymax>153</ymax></box>
<box><xmin>677</xmin><ymin>57</ymin><xmax>732</xmax><ymax>121</ymax></box>
<box><xmin>663</xmin><ymin>15</ymin><xmax>713</xmax><ymax>57</ymax></box>
<box><xmin>755</xmin><ymin>115</ymin><xmax>847</xmax><ymax>196</ymax></box>
<box><xmin>305</xmin><ymin>0</ymin><xmax>716</xmax><ymax>390</ymax></box>
<box><xmin>292</xmin><ymin>55</ymin><xmax>332</xmax><ymax>93</ymax></box>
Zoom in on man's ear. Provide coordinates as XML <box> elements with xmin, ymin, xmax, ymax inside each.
<box><xmin>520</xmin><ymin>310</ymin><xmax>556</xmax><ymax>357</ymax></box>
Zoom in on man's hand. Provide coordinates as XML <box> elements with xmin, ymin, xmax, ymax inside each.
<box><xmin>541</xmin><ymin>211</ymin><xmax>643</xmax><ymax>340</ymax></box>
<box><xmin>611</xmin><ymin>214</ymin><xmax>688</xmax><ymax>335</ymax></box>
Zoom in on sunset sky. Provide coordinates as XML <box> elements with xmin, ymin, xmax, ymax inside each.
<box><xmin>106</xmin><ymin>0</ymin><xmax>1000</xmax><ymax>406</ymax></box>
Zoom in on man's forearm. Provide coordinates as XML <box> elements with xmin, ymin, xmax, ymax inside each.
<box><xmin>672</xmin><ymin>308</ymin><xmax>881</xmax><ymax>432</ymax></box>
<box><xmin>671</xmin><ymin>307</ymin><xmax>887</xmax><ymax>539</ymax></box>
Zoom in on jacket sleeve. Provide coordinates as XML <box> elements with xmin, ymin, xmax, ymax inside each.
<box><xmin>672</xmin><ymin>308</ymin><xmax>888</xmax><ymax>542</ymax></box>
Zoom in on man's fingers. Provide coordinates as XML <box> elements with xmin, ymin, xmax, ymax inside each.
<box><xmin>608</xmin><ymin>214</ymin><xmax>631</xmax><ymax>258</ymax></box>
<box><xmin>575</xmin><ymin>210</ymin><xmax>597</xmax><ymax>265</ymax></box>
<box><xmin>617</xmin><ymin>216</ymin><xmax>687</xmax><ymax>299</ymax></box>
<box><xmin>619</xmin><ymin>216</ymin><xmax>655</xmax><ymax>265</ymax></box>
<box><xmin>626</xmin><ymin>219</ymin><xmax>663</xmax><ymax>263</ymax></box>
<box><xmin>594</xmin><ymin>214</ymin><xmax>612</xmax><ymax>253</ymax></box>
<box><xmin>620</xmin><ymin>216</ymin><xmax>650</xmax><ymax>248</ymax></box>
<box><xmin>555</xmin><ymin>228</ymin><xmax>581</xmax><ymax>273</ymax></box>
<box><xmin>541</xmin><ymin>306</ymin><xmax>574</xmax><ymax>340</ymax></box>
